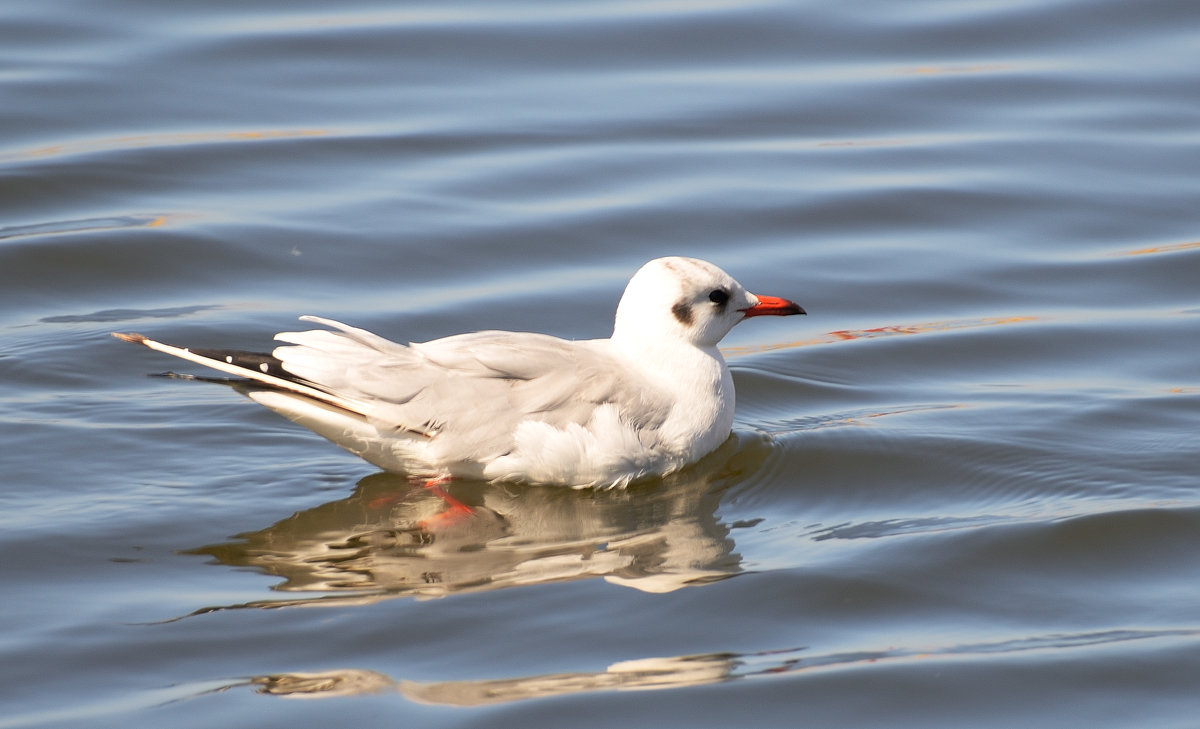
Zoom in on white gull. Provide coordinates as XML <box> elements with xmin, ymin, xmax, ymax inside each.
<box><xmin>114</xmin><ymin>256</ymin><xmax>804</xmax><ymax>488</ymax></box>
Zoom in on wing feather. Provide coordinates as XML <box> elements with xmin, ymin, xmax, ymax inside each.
<box><xmin>271</xmin><ymin>319</ymin><xmax>673</xmax><ymax>463</ymax></box>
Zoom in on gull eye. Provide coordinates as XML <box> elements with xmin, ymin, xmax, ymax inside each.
<box><xmin>708</xmin><ymin>289</ymin><xmax>730</xmax><ymax>307</ymax></box>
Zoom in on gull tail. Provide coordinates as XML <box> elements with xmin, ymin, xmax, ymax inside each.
<box><xmin>111</xmin><ymin>331</ymin><xmax>372</xmax><ymax>418</ymax></box>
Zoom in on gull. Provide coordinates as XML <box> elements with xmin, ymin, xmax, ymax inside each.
<box><xmin>114</xmin><ymin>257</ymin><xmax>804</xmax><ymax>488</ymax></box>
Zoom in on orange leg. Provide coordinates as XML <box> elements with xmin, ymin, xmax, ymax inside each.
<box><xmin>417</xmin><ymin>476</ymin><xmax>474</xmax><ymax>530</ymax></box>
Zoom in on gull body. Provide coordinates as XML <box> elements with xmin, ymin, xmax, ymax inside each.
<box><xmin>115</xmin><ymin>257</ymin><xmax>804</xmax><ymax>488</ymax></box>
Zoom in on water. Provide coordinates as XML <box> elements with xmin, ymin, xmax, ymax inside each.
<box><xmin>2</xmin><ymin>0</ymin><xmax>1199</xmax><ymax>726</ymax></box>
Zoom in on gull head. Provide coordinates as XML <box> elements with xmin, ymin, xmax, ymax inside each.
<box><xmin>612</xmin><ymin>257</ymin><xmax>804</xmax><ymax>350</ymax></box>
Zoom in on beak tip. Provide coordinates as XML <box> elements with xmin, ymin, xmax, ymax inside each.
<box><xmin>742</xmin><ymin>295</ymin><xmax>806</xmax><ymax>318</ymax></box>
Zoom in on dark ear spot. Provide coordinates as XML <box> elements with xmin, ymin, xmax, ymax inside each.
<box><xmin>671</xmin><ymin>300</ymin><xmax>694</xmax><ymax>326</ymax></box>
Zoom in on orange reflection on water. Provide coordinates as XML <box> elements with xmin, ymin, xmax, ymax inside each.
<box><xmin>14</xmin><ymin>128</ymin><xmax>326</xmax><ymax>161</ymax></box>
<box><xmin>0</xmin><ymin>213</ymin><xmax>178</xmax><ymax>242</ymax></box>
<box><xmin>724</xmin><ymin>315</ymin><xmax>1037</xmax><ymax>357</ymax></box>
<box><xmin>1123</xmin><ymin>240</ymin><xmax>1200</xmax><ymax>256</ymax></box>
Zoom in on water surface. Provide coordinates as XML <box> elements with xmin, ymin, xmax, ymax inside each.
<box><xmin>2</xmin><ymin>0</ymin><xmax>1199</xmax><ymax>727</ymax></box>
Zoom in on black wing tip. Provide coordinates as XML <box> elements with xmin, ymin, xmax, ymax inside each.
<box><xmin>189</xmin><ymin>348</ymin><xmax>289</xmax><ymax>379</ymax></box>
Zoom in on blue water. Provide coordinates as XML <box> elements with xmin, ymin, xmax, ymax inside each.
<box><xmin>2</xmin><ymin>0</ymin><xmax>1199</xmax><ymax>727</ymax></box>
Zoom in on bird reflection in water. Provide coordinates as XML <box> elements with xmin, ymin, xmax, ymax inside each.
<box><xmin>184</xmin><ymin>432</ymin><xmax>772</xmax><ymax>615</ymax></box>
<box><xmin>247</xmin><ymin>652</ymin><xmax>745</xmax><ymax>705</ymax></box>
<box><xmin>233</xmin><ymin>628</ymin><xmax>1195</xmax><ymax>706</ymax></box>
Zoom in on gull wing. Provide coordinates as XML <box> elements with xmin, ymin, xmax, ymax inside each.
<box><xmin>272</xmin><ymin>317</ymin><xmax>673</xmax><ymax>463</ymax></box>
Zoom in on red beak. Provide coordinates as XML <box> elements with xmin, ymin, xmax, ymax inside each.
<box><xmin>741</xmin><ymin>294</ymin><xmax>806</xmax><ymax>318</ymax></box>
